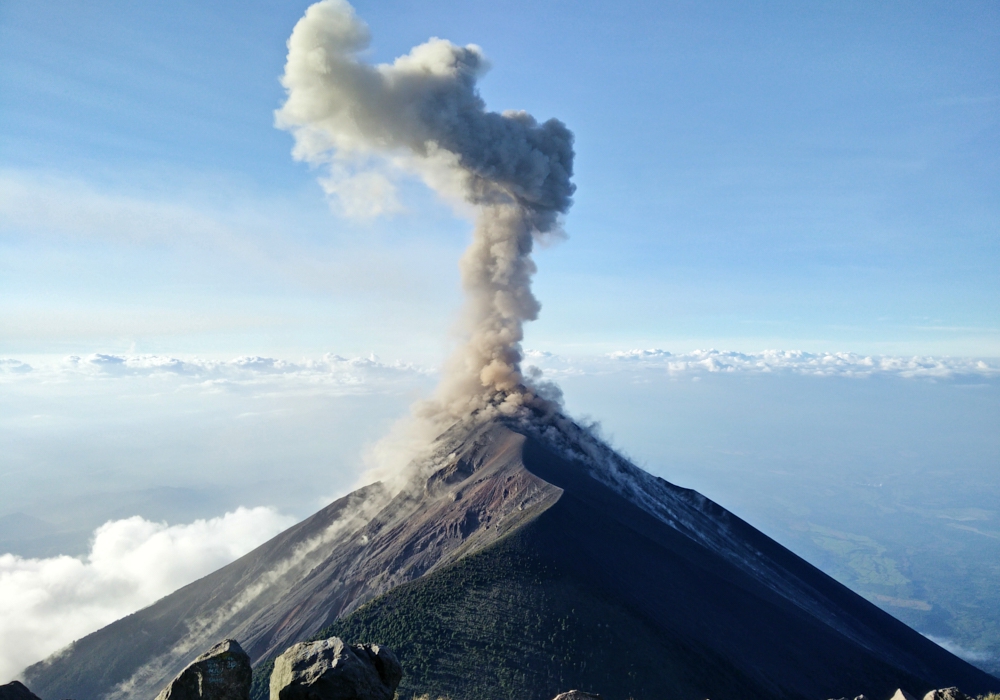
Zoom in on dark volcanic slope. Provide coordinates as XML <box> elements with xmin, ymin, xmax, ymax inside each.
<box><xmin>26</xmin><ymin>418</ymin><xmax>998</xmax><ymax>700</ymax></box>
<box><xmin>25</xmin><ymin>422</ymin><xmax>560</xmax><ymax>700</ymax></box>
<box><xmin>516</xmin><ymin>433</ymin><xmax>996</xmax><ymax>699</ymax></box>
<box><xmin>265</xmin><ymin>425</ymin><xmax>998</xmax><ymax>700</ymax></box>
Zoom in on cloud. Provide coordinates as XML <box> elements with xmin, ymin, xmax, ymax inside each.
<box><xmin>524</xmin><ymin>348</ymin><xmax>1000</xmax><ymax>381</ymax></box>
<box><xmin>0</xmin><ymin>170</ymin><xmax>253</xmax><ymax>249</ymax></box>
<box><xmin>319</xmin><ymin>167</ymin><xmax>403</xmax><ymax>219</ymax></box>
<box><xmin>0</xmin><ymin>352</ymin><xmax>432</xmax><ymax>393</ymax></box>
<box><xmin>0</xmin><ymin>507</ymin><xmax>295</xmax><ymax>683</ymax></box>
<box><xmin>7</xmin><ymin>348</ymin><xmax>994</xmax><ymax>391</ymax></box>
<box><xmin>0</xmin><ymin>360</ymin><xmax>32</xmax><ymax>375</ymax></box>
<box><xmin>0</xmin><ymin>168</ymin><xmax>466</xmax><ymax>307</ymax></box>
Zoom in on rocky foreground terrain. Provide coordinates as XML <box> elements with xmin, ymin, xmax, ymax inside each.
<box><xmin>3</xmin><ymin>636</ymin><xmax>996</xmax><ymax>700</ymax></box>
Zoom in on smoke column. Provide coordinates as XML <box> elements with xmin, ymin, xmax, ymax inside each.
<box><xmin>276</xmin><ymin>0</ymin><xmax>574</xmax><ymax>423</ymax></box>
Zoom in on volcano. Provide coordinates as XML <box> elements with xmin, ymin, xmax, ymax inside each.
<box><xmin>24</xmin><ymin>414</ymin><xmax>998</xmax><ymax>700</ymax></box>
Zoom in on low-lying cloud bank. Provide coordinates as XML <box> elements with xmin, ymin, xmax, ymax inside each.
<box><xmin>0</xmin><ymin>507</ymin><xmax>295</xmax><ymax>683</ymax></box>
<box><xmin>3</xmin><ymin>348</ymin><xmax>997</xmax><ymax>384</ymax></box>
<box><xmin>525</xmin><ymin>348</ymin><xmax>1000</xmax><ymax>380</ymax></box>
<box><xmin>0</xmin><ymin>352</ymin><xmax>429</xmax><ymax>390</ymax></box>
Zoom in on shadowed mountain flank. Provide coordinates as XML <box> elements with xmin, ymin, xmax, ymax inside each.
<box><xmin>24</xmin><ymin>417</ymin><xmax>998</xmax><ymax>700</ymax></box>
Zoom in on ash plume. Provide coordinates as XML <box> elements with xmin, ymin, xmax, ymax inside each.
<box><xmin>276</xmin><ymin>0</ymin><xmax>574</xmax><ymax>427</ymax></box>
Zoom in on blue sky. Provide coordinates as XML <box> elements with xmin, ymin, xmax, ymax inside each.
<box><xmin>2</xmin><ymin>0</ymin><xmax>997</xmax><ymax>359</ymax></box>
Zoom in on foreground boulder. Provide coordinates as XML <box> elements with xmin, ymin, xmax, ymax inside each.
<box><xmin>270</xmin><ymin>638</ymin><xmax>401</xmax><ymax>700</ymax></box>
<box><xmin>154</xmin><ymin>639</ymin><xmax>252</xmax><ymax>700</ymax></box>
<box><xmin>0</xmin><ymin>682</ymin><xmax>42</xmax><ymax>700</ymax></box>
<box><xmin>923</xmin><ymin>690</ymin><xmax>970</xmax><ymax>700</ymax></box>
<box><xmin>552</xmin><ymin>692</ymin><xmax>603</xmax><ymax>700</ymax></box>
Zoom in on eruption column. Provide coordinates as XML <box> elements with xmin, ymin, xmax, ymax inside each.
<box><xmin>443</xmin><ymin>204</ymin><xmax>540</xmax><ymax>414</ymax></box>
<box><xmin>276</xmin><ymin>0</ymin><xmax>574</xmax><ymax>421</ymax></box>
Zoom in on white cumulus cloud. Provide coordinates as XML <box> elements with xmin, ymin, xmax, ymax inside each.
<box><xmin>1</xmin><ymin>352</ymin><xmax>431</xmax><ymax>386</ymax></box>
<box><xmin>524</xmin><ymin>348</ymin><xmax>1000</xmax><ymax>380</ymax></box>
<box><xmin>0</xmin><ymin>507</ymin><xmax>295</xmax><ymax>683</ymax></box>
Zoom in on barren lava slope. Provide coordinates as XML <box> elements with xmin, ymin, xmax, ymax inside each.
<box><xmin>25</xmin><ymin>418</ymin><xmax>998</xmax><ymax>700</ymax></box>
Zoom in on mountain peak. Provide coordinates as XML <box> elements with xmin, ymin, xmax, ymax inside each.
<box><xmin>25</xmin><ymin>414</ymin><xmax>998</xmax><ymax>700</ymax></box>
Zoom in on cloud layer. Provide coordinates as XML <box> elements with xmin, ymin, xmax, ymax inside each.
<box><xmin>0</xmin><ymin>352</ymin><xmax>429</xmax><ymax>387</ymax></box>
<box><xmin>0</xmin><ymin>507</ymin><xmax>295</xmax><ymax>683</ymax></box>
<box><xmin>525</xmin><ymin>348</ymin><xmax>1000</xmax><ymax>380</ymax></box>
<box><xmin>5</xmin><ymin>348</ymin><xmax>996</xmax><ymax>383</ymax></box>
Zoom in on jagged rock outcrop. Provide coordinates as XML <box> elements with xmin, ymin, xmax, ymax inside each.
<box><xmin>269</xmin><ymin>638</ymin><xmax>401</xmax><ymax>700</ymax></box>
<box><xmin>552</xmin><ymin>691</ymin><xmax>603</xmax><ymax>700</ymax></box>
<box><xmin>923</xmin><ymin>690</ymin><xmax>970</xmax><ymax>700</ymax></box>
<box><xmin>154</xmin><ymin>639</ymin><xmax>251</xmax><ymax>700</ymax></box>
<box><xmin>0</xmin><ymin>682</ymin><xmax>42</xmax><ymax>700</ymax></box>
<box><xmin>891</xmin><ymin>690</ymin><xmax>920</xmax><ymax>700</ymax></box>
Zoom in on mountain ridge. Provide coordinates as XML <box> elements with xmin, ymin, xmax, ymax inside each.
<box><xmin>24</xmin><ymin>414</ymin><xmax>998</xmax><ymax>700</ymax></box>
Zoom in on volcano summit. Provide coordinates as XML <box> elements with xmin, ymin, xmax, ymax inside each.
<box><xmin>23</xmin><ymin>411</ymin><xmax>998</xmax><ymax>700</ymax></box>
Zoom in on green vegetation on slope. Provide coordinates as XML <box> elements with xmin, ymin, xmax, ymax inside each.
<box><xmin>249</xmin><ymin>529</ymin><xmax>759</xmax><ymax>700</ymax></box>
<box><xmin>806</xmin><ymin>523</ymin><xmax>910</xmax><ymax>588</ymax></box>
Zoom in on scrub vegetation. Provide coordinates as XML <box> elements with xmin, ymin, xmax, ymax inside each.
<box><xmin>249</xmin><ymin>531</ymin><xmax>757</xmax><ymax>700</ymax></box>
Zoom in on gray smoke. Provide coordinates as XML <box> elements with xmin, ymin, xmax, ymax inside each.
<box><xmin>276</xmin><ymin>0</ymin><xmax>574</xmax><ymax>424</ymax></box>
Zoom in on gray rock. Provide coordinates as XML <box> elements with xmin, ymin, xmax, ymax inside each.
<box><xmin>890</xmin><ymin>691</ymin><xmax>919</xmax><ymax>700</ymax></box>
<box><xmin>552</xmin><ymin>692</ymin><xmax>603</xmax><ymax>700</ymax></box>
<box><xmin>0</xmin><ymin>681</ymin><xmax>42</xmax><ymax>700</ymax></box>
<box><xmin>269</xmin><ymin>638</ymin><xmax>401</xmax><ymax>700</ymax></box>
<box><xmin>923</xmin><ymin>689</ymin><xmax>970</xmax><ymax>700</ymax></box>
<box><xmin>154</xmin><ymin>639</ymin><xmax>251</xmax><ymax>700</ymax></box>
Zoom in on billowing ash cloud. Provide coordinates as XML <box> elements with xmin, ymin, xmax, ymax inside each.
<box><xmin>276</xmin><ymin>0</ymin><xmax>575</xmax><ymax>421</ymax></box>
